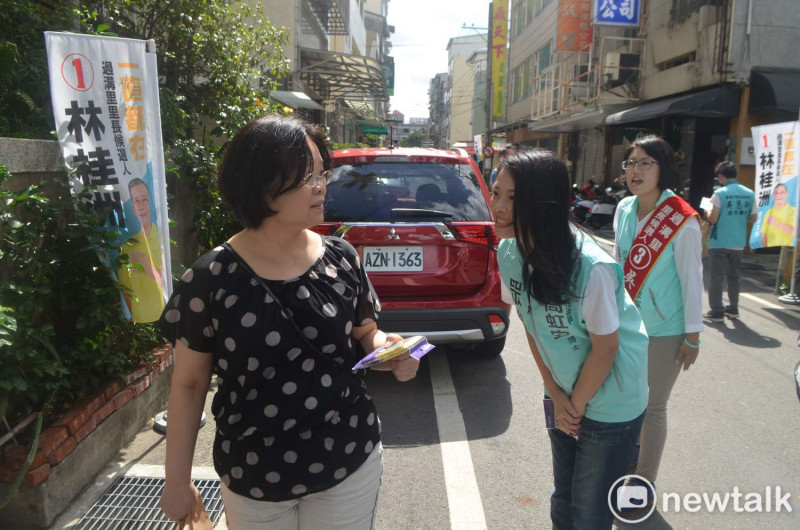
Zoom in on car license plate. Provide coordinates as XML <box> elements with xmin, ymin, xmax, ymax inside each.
<box><xmin>363</xmin><ymin>246</ymin><xmax>423</xmax><ymax>272</ymax></box>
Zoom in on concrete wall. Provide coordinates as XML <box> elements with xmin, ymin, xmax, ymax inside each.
<box><xmin>257</xmin><ymin>0</ymin><xmax>297</xmax><ymax>67</ymax></box>
<box><xmin>728</xmin><ymin>0</ymin><xmax>800</xmax><ymax>81</ymax></box>
<box><xmin>642</xmin><ymin>5</ymin><xmax>726</xmax><ymax>99</ymax></box>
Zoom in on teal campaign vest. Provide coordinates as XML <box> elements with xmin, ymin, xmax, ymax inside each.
<box><xmin>497</xmin><ymin>232</ymin><xmax>648</xmax><ymax>423</ymax></box>
<box><xmin>710</xmin><ymin>180</ymin><xmax>755</xmax><ymax>249</ymax></box>
<box><xmin>616</xmin><ymin>189</ymin><xmax>686</xmax><ymax>336</ymax></box>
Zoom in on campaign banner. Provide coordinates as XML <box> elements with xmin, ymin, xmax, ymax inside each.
<box><xmin>749</xmin><ymin>121</ymin><xmax>800</xmax><ymax>249</ymax></box>
<box><xmin>45</xmin><ymin>32</ymin><xmax>171</xmax><ymax>322</ymax></box>
<box><xmin>491</xmin><ymin>0</ymin><xmax>508</xmax><ymax>123</ymax></box>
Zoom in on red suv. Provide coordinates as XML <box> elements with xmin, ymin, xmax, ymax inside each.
<box><xmin>312</xmin><ymin>147</ymin><xmax>511</xmax><ymax>357</ymax></box>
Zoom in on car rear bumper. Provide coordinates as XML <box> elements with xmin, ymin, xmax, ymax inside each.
<box><xmin>376</xmin><ymin>307</ymin><xmax>510</xmax><ymax>344</ymax></box>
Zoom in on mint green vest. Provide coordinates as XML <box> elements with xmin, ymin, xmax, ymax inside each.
<box><xmin>497</xmin><ymin>233</ymin><xmax>648</xmax><ymax>423</ymax></box>
<box><xmin>616</xmin><ymin>189</ymin><xmax>686</xmax><ymax>336</ymax></box>
<box><xmin>710</xmin><ymin>180</ymin><xmax>755</xmax><ymax>249</ymax></box>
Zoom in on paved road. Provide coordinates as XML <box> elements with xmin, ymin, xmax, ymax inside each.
<box><xmin>56</xmin><ymin>233</ymin><xmax>800</xmax><ymax>529</ymax></box>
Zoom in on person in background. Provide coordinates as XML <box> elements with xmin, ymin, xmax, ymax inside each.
<box><xmin>613</xmin><ymin>135</ymin><xmax>703</xmax><ymax>509</ymax></box>
<box><xmin>703</xmin><ymin>161</ymin><xmax>756</xmax><ymax>322</ymax></box>
<box><xmin>580</xmin><ymin>179</ymin><xmax>596</xmax><ymax>198</ymax></box>
<box><xmin>492</xmin><ymin>148</ymin><xmax>648</xmax><ymax>529</ymax></box>
<box><xmin>158</xmin><ymin>114</ymin><xmax>419</xmax><ymax>529</ymax></box>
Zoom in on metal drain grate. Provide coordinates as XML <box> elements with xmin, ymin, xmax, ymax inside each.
<box><xmin>75</xmin><ymin>476</ymin><xmax>223</xmax><ymax>529</ymax></box>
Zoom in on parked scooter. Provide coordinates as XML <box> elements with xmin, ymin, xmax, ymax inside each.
<box><xmin>585</xmin><ymin>187</ymin><xmax>626</xmax><ymax>229</ymax></box>
<box><xmin>572</xmin><ymin>193</ymin><xmax>596</xmax><ymax>223</ymax></box>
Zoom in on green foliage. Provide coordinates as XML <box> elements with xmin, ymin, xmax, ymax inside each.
<box><xmin>0</xmin><ymin>1</ymin><xmax>74</xmax><ymax>138</ymax></box>
<box><xmin>80</xmin><ymin>0</ymin><xmax>290</xmax><ymax>253</ymax></box>
<box><xmin>400</xmin><ymin>130</ymin><xmax>424</xmax><ymax>148</ymax></box>
<box><xmin>0</xmin><ymin>164</ymin><xmax>162</xmax><ymax>426</ymax></box>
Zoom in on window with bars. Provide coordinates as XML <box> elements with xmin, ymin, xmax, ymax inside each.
<box><xmin>671</xmin><ymin>0</ymin><xmax>725</xmax><ymax>23</ymax></box>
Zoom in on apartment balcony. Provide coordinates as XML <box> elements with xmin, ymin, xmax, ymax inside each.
<box><xmin>527</xmin><ymin>37</ymin><xmax>644</xmax><ymax>133</ymax></box>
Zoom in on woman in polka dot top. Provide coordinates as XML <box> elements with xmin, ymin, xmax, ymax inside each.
<box><xmin>158</xmin><ymin>114</ymin><xmax>420</xmax><ymax>528</ymax></box>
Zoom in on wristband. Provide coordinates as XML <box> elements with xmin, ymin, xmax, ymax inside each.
<box><xmin>683</xmin><ymin>338</ymin><xmax>701</xmax><ymax>349</ymax></box>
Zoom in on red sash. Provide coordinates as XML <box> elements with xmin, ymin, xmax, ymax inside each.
<box><xmin>623</xmin><ymin>196</ymin><xmax>698</xmax><ymax>300</ymax></box>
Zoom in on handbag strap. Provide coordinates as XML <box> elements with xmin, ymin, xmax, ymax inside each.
<box><xmin>221</xmin><ymin>242</ymin><xmax>366</xmax><ymax>384</ymax></box>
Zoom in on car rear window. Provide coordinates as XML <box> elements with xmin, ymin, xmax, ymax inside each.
<box><xmin>324</xmin><ymin>162</ymin><xmax>491</xmax><ymax>222</ymax></box>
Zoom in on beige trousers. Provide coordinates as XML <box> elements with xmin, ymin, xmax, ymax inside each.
<box><xmin>636</xmin><ymin>334</ymin><xmax>684</xmax><ymax>483</ymax></box>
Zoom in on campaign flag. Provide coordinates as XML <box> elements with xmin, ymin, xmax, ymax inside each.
<box><xmin>749</xmin><ymin>121</ymin><xmax>800</xmax><ymax>249</ymax></box>
<box><xmin>45</xmin><ymin>32</ymin><xmax>171</xmax><ymax>322</ymax></box>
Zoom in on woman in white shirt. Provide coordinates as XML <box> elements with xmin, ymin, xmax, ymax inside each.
<box><xmin>613</xmin><ymin>135</ymin><xmax>703</xmax><ymax>508</ymax></box>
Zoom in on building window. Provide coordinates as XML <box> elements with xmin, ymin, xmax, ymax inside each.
<box><xmin>671</xmin><ymin>0</ymin><xmax>724</xmax><ymax>23</ymax></box>
<box><xmin>533</xmin><ymin>42</ymin><xmax>552</xmax><ymax>93</ymax></box>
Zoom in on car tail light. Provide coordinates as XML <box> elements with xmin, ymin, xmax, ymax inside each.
<box><xmin>309</xmin><ymin>223</ymin><xmax>341</xmax><ymax>236</ymax></box>
<box><xmin>452</xmin><ymin>223</ymin><xmax>493</xmax><ymax>247</ymax></box>
<box><xmin>488</xmin><ymin>314</ymin><xmax>506</xmax><ymax>335</ymax></box>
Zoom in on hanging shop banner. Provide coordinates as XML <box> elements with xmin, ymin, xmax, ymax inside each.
<box><xmin>749</xmin><ymin>121</ymin><xmax>800</xmax><ymax>249</ymax></box>
<box><xmin>491</xmin><ymin>0</ymin><xmax>508</xmax><ymax>123</ymax></box>
<box><xmin>557</xmin><ymin>0</ymin><xmax>594</xmax><ymax>52</ymax></box>
<box><xmin>45</xmin><ymin>32</ymin><xmax>171</xmax><ymax>323</ymax></box>
<box><xmin>592</xmin><ymin>0</ymin><xmax>641</xmax><ymax>27</ymax></box>
<box><xmin>382</xmin><ymin>58</ymin><xmax>395</xmax><ymax>97</ymax></box>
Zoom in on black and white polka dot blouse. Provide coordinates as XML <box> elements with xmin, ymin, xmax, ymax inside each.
<box><xmin>157</xmin><ymin>236</ymin><xmax>382</xmax><ymax>502</ymax></box>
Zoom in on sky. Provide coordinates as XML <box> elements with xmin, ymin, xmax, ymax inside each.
<box><xmin>386</xmin><ymin>0</ymin><xmax>492</xmax><ymax>120</ymax></box>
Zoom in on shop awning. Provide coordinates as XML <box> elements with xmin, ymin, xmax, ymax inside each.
<box><xmin>604</xmin><ymin>85</ymin><xmax>740</xmax><ymax>126</ymax></box>
<box><xmin>346</xmin><ymin>101</ymin><xmax>381</xmax><ymax>122</ymax></box>
<box><xmin>359</xmin><ymin>123</ymin><xmax>389</xmax><ymax>135</ymax></box>
<box><xmin>269</xmin><ymin>90</ymin><xmax>325</xmax><ymax>110</ymax></box>
<box><xmin>749</xmin><ymin>67</ymin><xmax>800</xmax><ymax>115</ymax></box>
<box><xmin>299</xmin><ymin>48</ymin><xmax>388</xmax><ymax>101</ymax></box>
<box><xmin>529</xmin><ymin>109</ymin><xmax>607</xmax><ymax>133</ymax></box>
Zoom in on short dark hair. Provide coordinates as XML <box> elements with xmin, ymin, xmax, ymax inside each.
<box><xmin>497</xmin><ymin>148</ymin><xmax>580</xmax><ymax>306</ymax></box>
<box><xmin>623</xmin><ymin>135</ymin><xmax>678</xmax><ymax>191</ymax></box>
<box><xmin>715</xmin><ymin>161</ymin><xmax>737</xmax><ymax>179</ymax></box>
<box><xmin>128</xmin><ymin>177</ymin><xmax>148</xmax><ymax>192</ymax></box>
<box><xmin>219</xmin><ymin>114</ymin><xmax>330</xmax><ymax>228</ymax></box>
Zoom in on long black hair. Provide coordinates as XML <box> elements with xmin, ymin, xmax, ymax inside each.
<box><xmin>497</xmin><ymin>149</ymin><xmax>580</xmax><ymax>306</ymax></box>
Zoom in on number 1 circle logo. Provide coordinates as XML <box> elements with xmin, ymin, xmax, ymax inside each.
<box><xmin>60</xmin><ymin>53</ymin><xmax>94</xmax><ymax>91</ymax></box>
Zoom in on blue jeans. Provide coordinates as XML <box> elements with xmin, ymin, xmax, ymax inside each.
<box><xmin>548</xmin><ymin>412</ymin><xmax>645</xmax><ymax>530</ymax></box>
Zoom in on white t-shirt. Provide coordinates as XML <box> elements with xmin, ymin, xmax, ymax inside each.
<box><xmin>613</xmin><ymin>200</ymin><xmax>704</xmax><ymax>333</ymax></box>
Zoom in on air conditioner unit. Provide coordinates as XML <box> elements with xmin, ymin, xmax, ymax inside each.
<box><xmin>604</xmin><ymin>52</ymin><xmax>639</xmax><ymax>84</ymax></box>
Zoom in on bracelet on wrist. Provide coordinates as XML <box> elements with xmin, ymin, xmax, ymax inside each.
<box><xmin>683</xmin><ymin>337</ymin><xmax>701</xmax><ymax>348</ymax></box>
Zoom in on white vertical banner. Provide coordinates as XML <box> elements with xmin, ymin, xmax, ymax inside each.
<box><xmin>45</xmin><ymin>32</ymin><xmax>171</xmax><ymax>323</ymax></box>
<box><xmin>749</xmin><ymin>121</ymin><xmax>799</xmax><ymax>250</ymax></box>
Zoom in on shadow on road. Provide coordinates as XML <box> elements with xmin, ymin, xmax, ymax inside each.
<box><xmin>615</xmin><ymin>509</ymin><xmax>673</xmax><ymax>529</ymax></box>
<box><xmin>705</xmin><ymin>318</ymin><xmax>783</xmax><ymax>348</ymax></box>
<box><xmin>367</xmin><ymin>346</ymin><xmax>513</xmax><ymax>447</ymax></box>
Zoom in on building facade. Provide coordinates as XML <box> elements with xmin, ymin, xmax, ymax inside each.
<box><xmin>446</xmin><ymin>35</ymin><xmax>486</xmax><ymax>147</ymax></box>
<box><xmin>254</xmin><ymin>0</ymin><xmax>392</xmax><ymax>143</ymax></box>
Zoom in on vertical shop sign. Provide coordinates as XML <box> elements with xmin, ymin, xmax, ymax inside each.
<box><xmin>750</xmin><ymin>121</ymin><xmax>800</xmax><ymax>249</ymax></box>
<box><xmin>491</xmin><ymin>0</ymin><xmax>508</xmax><ymax>123</ymax></box>
<box><xmin>45</xmin><ymin>32</ymin><xmax>171</xmax><ymax>322</ymax></box>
